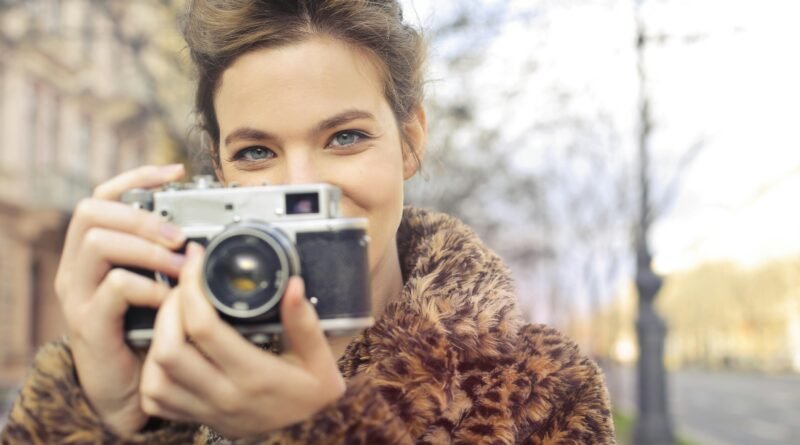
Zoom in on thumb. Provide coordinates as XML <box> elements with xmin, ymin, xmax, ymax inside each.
<box><xmin>280</xmin><ymin>277</ymin><xmax>336</xmax><ymax>374</ymax></box>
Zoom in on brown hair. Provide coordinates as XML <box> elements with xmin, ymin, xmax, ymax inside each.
<box><xmin>182</xmin><ymin>0</ymin><xmax>426</xmax><ymax>169</ymax></box>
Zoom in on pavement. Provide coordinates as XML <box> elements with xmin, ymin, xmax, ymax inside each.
<box><xmin>605</xmin><ymin>365</ymin><xmax>800</xmax><ymax>445</ymax></box>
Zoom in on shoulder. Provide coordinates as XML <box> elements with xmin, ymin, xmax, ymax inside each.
<box><xmin>442</xmin><ymin>324</ymin><xmax>614</xmax><ymax>443</ymax></box>
<box><xmin>515</xmin><ymin>323</ymin><xmax>598</xmax><ymax>375</ymax></box>
<box><xmin>393</xmin><ymin>207</ymin><xmax>523</xmax><ymax>359</ymax></box>
<box><xmin>511</xmin><ymin>324</ymin><xmax>610</xmax><ymax>407</ymax></box>
<box><xmin>511</xmin><ymin>324</ymin><xmax>615</xmax><ymax>442</ymax></box>
<box><xmin>458</xmin><ymin>322</ymin><xmax>609</xmax><ymax>401</ymax></box>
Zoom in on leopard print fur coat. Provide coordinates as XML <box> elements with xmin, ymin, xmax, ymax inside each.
<box><xmin>1</xmin><ymin>207</ymin><xmax>615</xmax><ymax>444</ymax></box>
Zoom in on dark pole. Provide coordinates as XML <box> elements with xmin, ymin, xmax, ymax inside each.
<box><xmin>633</xmin><ymin>1</ymin><xmax>675</xmax><ymax>444</ymax></box>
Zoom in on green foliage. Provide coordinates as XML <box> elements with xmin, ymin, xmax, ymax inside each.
<box><xmin>613</xmin><ymin>410</ymin><xmax>633</xmax><ymax>443</ymax></box>
<box><xmin>613</xmin><ymin>411</ymin><xmax>703</xmax><ymax>445</ymax></box>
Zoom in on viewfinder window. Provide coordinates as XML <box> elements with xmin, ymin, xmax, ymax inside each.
<box><xmin>286</xmin><ymin>192</ymin><xmax>319</xmax><ymax>215</ymax></box>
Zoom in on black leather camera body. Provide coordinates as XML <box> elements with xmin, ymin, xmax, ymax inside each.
<box><xmin>121</xmin><ymin>177</ymin><xmax>372</xmax><ymax>348</ymax></box>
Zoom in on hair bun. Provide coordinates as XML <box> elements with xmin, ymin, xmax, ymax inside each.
<box><xmin>368</xmin><ymin>0</ymin><xmax>404</xmax><ymax>22</ymax></box>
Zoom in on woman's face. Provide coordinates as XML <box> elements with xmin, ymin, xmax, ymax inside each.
<box><xmin>214</xmin><ymin>37</ymin><xmax>423</xmax><ymax>276</ymax></box>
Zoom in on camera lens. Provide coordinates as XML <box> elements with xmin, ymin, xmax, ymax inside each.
<box><xmin>203</xmin><ymin>222</ymin><xmax>300</xmax><ymax>319</ymax></box>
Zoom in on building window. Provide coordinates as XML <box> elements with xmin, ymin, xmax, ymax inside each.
<box><xmin>0</xmin><ymin>64</ymin><xmax>5</xmax><ymax>168</ymax></box>
<box><xmin>40</xmin><ymin>0</ymin><xmax>62</xmax><ymax>34</ymax></box>
<box><xmin>29</xmin><ymin>82</ymin><xmax>41</xmax><ymax>175</ymax></box>
<box><xmin>75</xmin><ymin>114</ymin><xmax>91</xmax><ymax>175</ymax></box>
<box><xmin>34</xmin><ymin>84</ymin><xmax>55</xmax><ymax>170</ymax></box>
<box><xmin>82</xmin><ymin>6</ymin><xmax>94</xmax><ymax>63</ymax></box>
<box><xmin>65</xmin><ymin>113</ymin><xmax>92</xmax><ymax>204</ymax></box>
<box><xmin>134</xmin><ymin>130</ymin><xmax>147</xmax><ymax>170</ymax></box>
<box><xmin>49</xmin><ymin>94</ymin><xmax>60</xmax><ymax>171</ymax></box>
<box><xmin>107</xmin><ymin>129</ymin><xmax>119</xmax><ymax>180</ymax></box>
<box><xmin>0</xmin><ymin>234</ymin><xmax>14</xmax><ymax>364</ymax></box>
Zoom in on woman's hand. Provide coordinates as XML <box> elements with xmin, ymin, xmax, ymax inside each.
<box><xmin>139</xmin><ymin>243</ymin><xmax>346</xmax><ymax>439</ymax></box>
<box><xmin>54</xmin><ymin>165</ymin><xmax>187</xmax><ymax>435</ymax></box>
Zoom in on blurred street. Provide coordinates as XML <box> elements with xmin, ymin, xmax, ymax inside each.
<box><xmin>607</xmin><ymin>366</ymin><xmax>800</xmax><ymax>445</ymax></box>
<box><xmin>673</xmin><ymin>370</ymin><xmax>800</xmax><ymax>445</ymax></box>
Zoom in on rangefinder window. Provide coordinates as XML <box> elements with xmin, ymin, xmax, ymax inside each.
<box><xmin>286</xmin><ymin>192</ymin><xmax>319</xmax><ymax>215</ymax></box>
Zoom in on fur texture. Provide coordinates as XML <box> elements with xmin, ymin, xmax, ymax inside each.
<box><xmin>1</xmin><ymin>207</ymin><xmax>615</xmax><ymax>444</ymax></box>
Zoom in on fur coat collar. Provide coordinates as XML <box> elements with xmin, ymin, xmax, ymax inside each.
<box><xmin>1</xmin><ymin>207</ymin><xmax>615</xmax><ymax>444</ymax></box>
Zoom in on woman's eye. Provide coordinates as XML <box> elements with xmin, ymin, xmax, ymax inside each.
<box><xmin>329</xmin><ymin>131</ymin><xmax>367</xmax><ymax>148</ymax></box>
<box><xmin>234</xmin><ymin>147</ymin><xmax>275</xmax><ymax>161</ymax></box>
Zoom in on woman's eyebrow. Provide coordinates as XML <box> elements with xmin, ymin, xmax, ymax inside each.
<box><xmin>224</xmin><ymin>127</ymin><xmax>278</xmax><ymax>147</ymax></box>
<box><xmin>315</xmin><ymin>109</ymin><xmax>376</xmax><ymax>133</ymax></box>
<box><xmin>223</xmin><ymin>110</ymin><xmax>376</xmax><ymax>147</ymax></box>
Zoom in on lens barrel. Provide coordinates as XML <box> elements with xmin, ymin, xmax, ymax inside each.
<box><xmin>203</xmin><ymin>221</ymin><xmax>300</xmax><ymax>319</ymax></box>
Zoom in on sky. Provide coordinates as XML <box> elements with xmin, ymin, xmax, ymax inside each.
<box><xmin>643</xmin><ymin>0</ymin><xmax>800</xmax><ymax>272</ymax></box>
<box><xmin>402</xmin><ymin>0</ymin><xmax>800</xmax><ymax>275</ymax></box>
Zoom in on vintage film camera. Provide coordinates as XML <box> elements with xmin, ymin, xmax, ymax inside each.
<box><xmin>121</xmin><ymin>176</ymin><xmax>373</xmax><ymax>348</ymax></box>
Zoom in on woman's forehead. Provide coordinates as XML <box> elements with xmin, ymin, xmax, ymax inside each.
<box><xmin>219</xmin><ymin>39</ymin><xmax>383</xmax><ymax>104</ymax></box>
<box><xmin>214</xmin><ymin>37</ymin><xmax>392</xmax><ymax>132</ymax></box>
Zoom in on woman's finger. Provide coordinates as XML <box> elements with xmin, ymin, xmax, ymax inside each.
<box><xmin>90</xmin><ymin>268</ymin><xmax>172</xmax><ymax>321</ymax></box>
<box><xmin>73</xmin><ymin>228</ymin><xmax>186</xmax><ymax>289</ymax></box>
<box><xmin>147</xmin><ymin>290</ymin><xmax>235</xmax><ymax>409</ymax></box>
<box><xmin>62</xmin><ymin>199</ymin><xmax>186</xmax><ymax>265</ymax></box>
<box><xmin>139</xmin><ymin>358</ymin><xmax>199</xmax><ymax>423</ymax></box>
<box><xmin>177</xmin><ymin>243</ymin><xmax>294</xmax><ymax>380</ymax></box>
<box><xmin>139</xmin><ymin>399</ymin><xmax>192</xmax><ymax>424</ymax></box>
<box><xmin>92</xmin><ymin>164</ymin><xmax>185</xmax><ymax>201</ymax></box>
<box><xmin>279</xmin><ymin>277</ymin><xmax>338</xmax><ymax>376</ymax></box>
<box><xmin>68</xmin><ymin>269</ymin><xmax>170</xmax><ymax>357</ymax></box>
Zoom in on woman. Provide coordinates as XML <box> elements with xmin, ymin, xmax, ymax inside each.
<box><xmin>1</xmin><ymin>1</ymin><xmax>615</xmax><ymax>443</ymax></box>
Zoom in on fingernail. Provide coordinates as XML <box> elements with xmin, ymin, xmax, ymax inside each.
<box><xmin>159</xmin><ymin>223</ymin><xmax>186</xmax><ymax>243</ymax></box>
<box><xmin>170</xmin><ymin>252</ymin><xmax>187</xmax><ymax>270</ymax></box>
<box><xmin>186</xmin><ymin>241</ymin><xmax>204</xmax><ymax>260</ymax></box>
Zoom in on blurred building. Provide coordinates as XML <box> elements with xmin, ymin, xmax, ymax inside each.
<box><xmin>0</xmin><ymin>0</ymin><xmax>188</xmax><ymax>391</ymax></box>
<box><xmin>595</xmin><ymin>259</ymin><xmax>800</xmax><ymax>374</ymax></box>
